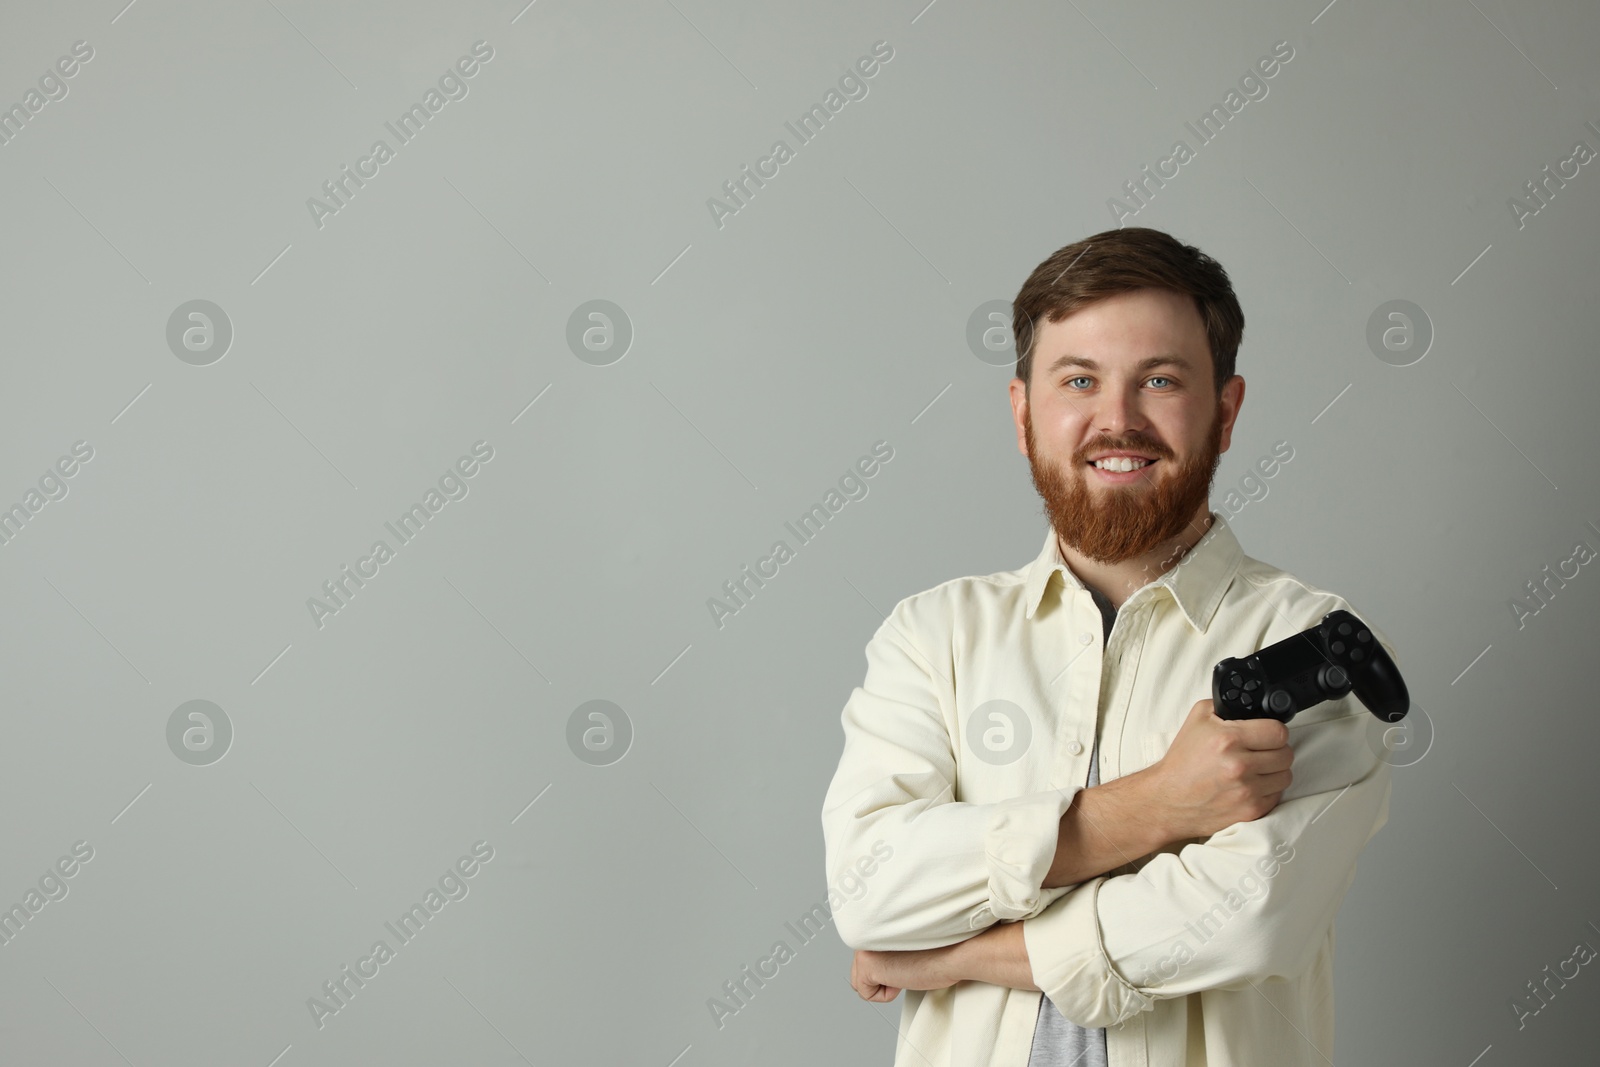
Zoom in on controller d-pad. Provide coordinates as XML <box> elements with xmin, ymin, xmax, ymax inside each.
<box><xmin>1240</xmin><ymin>691</ymin><xmax>1254</xmax><ymax>706</ymax></box>
<box><xmin>1229</xmin><ymin>671</ymin><xmax>1244</xmax><ymax>688</ymax></box>
<box><xmin>1225</xmin><ymin>688</ymin><xmax>1240</xmax><ymax>702</ymax></box>
<box><xmin>1243</xmin><ymin>679</ymin><xmax>1259</xmax><ymax>692</ymax></box>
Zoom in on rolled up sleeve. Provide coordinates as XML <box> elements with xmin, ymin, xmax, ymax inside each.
<box><xmin>1023</xmin><ymin>638</ymin><xmax>1400</xmax><ymax>1029</ymax></box>
<box><xmin>822</xmin><ymin>596</ymin><xmax>1078</xmax><ymax>952</ymax></box>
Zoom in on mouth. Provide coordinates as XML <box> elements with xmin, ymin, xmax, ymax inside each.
<box><xmin>1085</xmin><ymin>456</ymin><xmax>1159</xmax><ymax>482</ymax></box>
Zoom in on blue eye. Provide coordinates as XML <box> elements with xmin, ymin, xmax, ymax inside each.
<box><xmin>1062</xmin><ymin>374</ymin><xmax>1177</xmax><ymax>390</ymax></box>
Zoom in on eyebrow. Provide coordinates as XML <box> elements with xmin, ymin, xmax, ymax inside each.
<box><xmin>1043</xmin><ymin>353</ymin><xmax>1193</xmax><ymax>376</ymax></box>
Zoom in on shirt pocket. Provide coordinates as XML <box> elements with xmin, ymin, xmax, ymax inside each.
<box><xmin>1139</xmin><ymin>728</ymin><xmax>1180</xmax><ymax>772</ymax></box>
<box><xmin>1280</xmin><ymin>711</ymin><xmax>1378</xmax><ymax>801</ymax></box>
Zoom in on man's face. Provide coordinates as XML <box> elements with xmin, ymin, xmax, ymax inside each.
<box><xmin>1009</xmin><ymin>288</ymin><xmax>1242</xmax><ymax>566</ymax></box>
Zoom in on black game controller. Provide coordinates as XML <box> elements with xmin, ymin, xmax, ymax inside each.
<box><xmin>1212</xmin><ymin>610</ymin><xmax>1409</xmax><ymax>724</ymax></box>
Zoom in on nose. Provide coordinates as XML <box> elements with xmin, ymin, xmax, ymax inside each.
<box><xmin>1093</xmin><ymin>381</ymin><xmax>1146</xmax><ymax>441</ymax></box>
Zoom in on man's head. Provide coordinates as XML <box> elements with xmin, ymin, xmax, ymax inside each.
<box><xmin>1007</xmin><ymin>228</ymin><xmax>1246</xmax><ymax>565</ymax></box>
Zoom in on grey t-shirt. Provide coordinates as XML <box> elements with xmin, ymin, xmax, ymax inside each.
<box><xmin>1026</xmin><ymin>585</ymin><xmax>1117</xmax><ymax>1067</ymax></box>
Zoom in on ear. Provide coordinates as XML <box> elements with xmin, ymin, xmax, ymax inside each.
<box><xmin>1217</xmin><ymin>375</ymin><xmax>1245</xmax><ymax>454</ymax></box>
<box><xmin>1009</xmin><ymin>377</ymin><xmax>1030</xmax><ymax>458</ymax></box>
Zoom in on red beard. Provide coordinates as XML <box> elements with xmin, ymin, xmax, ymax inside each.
<box><xmin>1024</xmin><ymin>405</ymin><xmax>1223</xmax><ymax>564</ymax></box>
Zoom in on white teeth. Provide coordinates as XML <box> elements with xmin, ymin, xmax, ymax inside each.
<box><xmin>1092</xmin><ymin>456</ymin><xmax>1153</xmax><ymax>472</ymax></box>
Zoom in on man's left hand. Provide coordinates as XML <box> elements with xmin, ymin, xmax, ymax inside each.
<box><xmin>850</xmin><ymin>944</ymin><xmax>962</xmax><ymax>1002</ymax></box>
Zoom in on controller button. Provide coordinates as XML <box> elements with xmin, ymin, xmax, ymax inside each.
<box><xmin>1337</xmin><ymin>622</ymin><xmax>1352</xmax><ymax>636</ymax></box>
<box><xmin>1240</xmin><ymin>692</ymin><xmax>1254</xmax><ymax>705</ymax></box>
<box><xmin>1331</xmin><ymin>640</ymin><xmax>1345</xmax><ymax>654</ymax></box>
<box><xmin>1357</xmin><ymin>628</ymin><xmax>1371</xmax><ymax>642</ymax></box>
<box><xmin>1225</xmin><ymin>688</ymin><xmax>1240</xmax><ymax>701</ymax></box>
<box><xmin>1229</xmin><ymin>672</ymin><xmax>1244</xmax><ymax>688</ymax></box>
<box><xmin>1350</xmin><ymin>648</ymin><xmax>1365</xmax><ymax>663</ymax></box>
<box><xmin>1243</xmin><ymin>679</ymin><xmax>1259</xmax><ymax>692</ymax></box>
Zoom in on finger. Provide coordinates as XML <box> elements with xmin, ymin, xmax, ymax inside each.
<box><xmin>1252</xmin><ymin>768</ymin><xmax>1293</xmax><ymax>794</ymax></box>
<box><xmin>1236</xmin><ymin>720</ymin><xmax>1291</xmax><ymax>750</ymax></box>
<box><xmin>1241</xmin><ymin>747</ymin><xmax>1294</xmax><ymax>774</ymax></box>
<box><xmin>1261</xmin><ymin>747</ymin><xmax>1295</xmax><ymax>773</ymax></box>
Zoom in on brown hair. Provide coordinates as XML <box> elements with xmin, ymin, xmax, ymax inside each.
<box><xmin>1012</xmin><ymin>227</ymin><xmax>1244</xmax><ymax>399</ymax></box>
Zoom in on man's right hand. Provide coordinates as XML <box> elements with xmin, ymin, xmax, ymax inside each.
<box><xmin>1148</xmin><ymin>698</ymin><xmax>1294</xmax><ymax>841</ymax></box>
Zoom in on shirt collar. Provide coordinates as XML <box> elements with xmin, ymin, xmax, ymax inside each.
<box><xmin>1022</xmin><ymin>510</ymin><xmax>1245</xmax><ymax>633</ymax></box>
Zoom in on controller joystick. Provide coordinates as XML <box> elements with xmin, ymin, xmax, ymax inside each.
<box><xmin>1211</xmin><ymin>610</ymin><xmax>1408</xmax><ymax>724</ymax></box>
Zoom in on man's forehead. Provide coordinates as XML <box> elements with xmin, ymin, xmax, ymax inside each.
<box><xmin>1030</xmin><ymin>303</ymin><xmax>1203</xmax><ymax>375</ymax></box>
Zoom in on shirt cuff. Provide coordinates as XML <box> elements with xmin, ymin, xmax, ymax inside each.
<box><xmin>1022</xmin><ymin>875</ymin><xmax>1155</xmax><ymax>1029</ymax></box>
<box><xmin>975</xmin><ymin>787</ymin><xmax>1079</xmax><ymax>927</ymax></box>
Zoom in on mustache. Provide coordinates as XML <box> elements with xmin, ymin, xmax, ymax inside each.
<box><xmin>1076</xmin><ymin>439</ymin><xmax>1171</xmax><ymax>462</ymax></box>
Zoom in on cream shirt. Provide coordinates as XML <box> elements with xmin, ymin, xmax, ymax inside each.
<box><xmin>821</xmin><ymin>510</ymin><xmax>1398</xmax><ymax>1066</ymax></box>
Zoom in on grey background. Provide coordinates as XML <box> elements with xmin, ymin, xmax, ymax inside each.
<box><xmin>0</xmin><ymin>0</ymin><xmax>1596</xmax><ymax>1064</ymax></box>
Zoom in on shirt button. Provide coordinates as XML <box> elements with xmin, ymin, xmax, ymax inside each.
<box><xmin>1067</xmin><ymin>740</ymin><xmax>1084</xmax><ymax>755</ymax></box>
<box><xmin>1078</xmin><ymin>632</ymin><xmax>1094</xmax><ymax>645</ymax></box>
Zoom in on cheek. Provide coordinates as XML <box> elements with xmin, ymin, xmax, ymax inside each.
<box><xmin>1042</xmin><ymin>414</ymin><xmax>1089</xmax><ymax>456</ymax></box>
<box><xmin>1169</xmin><ymin>417</ymin><xmax>1214</xmax><ymax>456</ymax></box>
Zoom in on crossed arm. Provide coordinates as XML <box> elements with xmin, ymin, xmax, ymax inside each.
<box><xmin>827</xmin><ymin>597</ymin><xmax>1397</xmax><ymax>1025</ymax></box>
<box><xmin>848</xmin><ymin>769</ymin><xmax>1178</xmax><ymax>1001</ymax></box>
<box><xmin>852</xmin><ymin>919</ymin><xmax>1035</xmax><ymax>1001</ymax></box>
<box><xmin>844</xmin><ymin>736</ymin><xmax>1391</xmax><ymax>1027</ymax></box>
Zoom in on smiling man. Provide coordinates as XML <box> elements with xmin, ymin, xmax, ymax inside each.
<box><xmin>821</xmin><ymin>228</ymin><xmax>1400</xmax><ymax>1066</ymax></box>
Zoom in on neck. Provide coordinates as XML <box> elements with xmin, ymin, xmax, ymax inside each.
<box><xmin>1056</xmin><ymin>506</ymin><xmax>1216</xmax><ymax>610</ymax></box>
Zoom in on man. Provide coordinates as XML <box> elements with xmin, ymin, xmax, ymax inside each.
<box><xmin>821</xmin><ymin>227</ymin><xmax>1398</xmax><ymax>1066</ymax></box>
